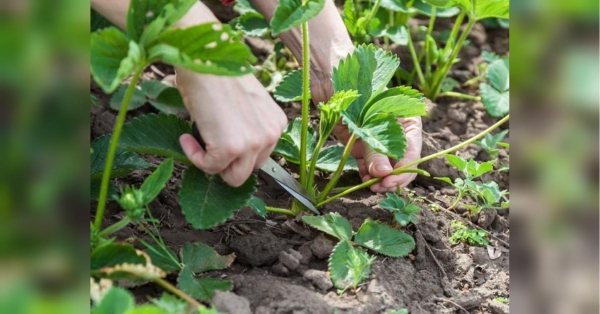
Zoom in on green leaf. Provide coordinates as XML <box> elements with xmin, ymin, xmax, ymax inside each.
<box><xmin>445</xmin><ymin>154</ymin><xmax>467</xmax><ymax>172</ymax></box>
<box><xmin>92</xmin><ymin>286</ymin><xmax>134</xmax><ymax>314</ymax></box>
<box><xmin>379</xmin><ymin>193</ymin><xmax>408</xmax><ymax>211</ymax></box>
<box><xmin>273</xmin><ymin>69</ymin><xmax>304</xmax><ymax>102</ymax></box>
<box><xmin>441</xmin><ymin>77</ymin><xmax>461</xmax><ymax>92</ymax></box>
<box><xmin>248</xmin><ymin>195</ymin><xmax>267</xmax><ymax>218</ymax></box>
<box><xmin>141</xmin><ymin>80</ymin><xmax>170</xmax><ymax>98</ymax></box>
<box><xmin>486</xmin><ymin>59</ymin><xmax>509</xmax><ymax>92</ymax></box>
<box><xmin>354</xmin><ymin>219</ymin><xmax>415</xmax><ymax>257</ymax></box>
<box><xmin>270</xmin><ymin>0</ymin><xmax>326</xmax><ymax>35</ymax></box>
<box><xmin>91</xmin><ymin>27</ymin><xmax>143</xmax><ymax>93</ymax></box>
<box><xmin>181</xmin><ymin>243</ymin><xmax>235</xmax><ymax>273</ymax></box>
<box><xmin>386</xmin><ymin>25</ymin><xmax>409</xmax><ymax>45</ymax></box>
<box><xmin>318</xmin><ymin>90</ymin><xmax>360</xmax><ymax>139</ymax></box>
<box><xmin>234</xmin><ymin>11</ymin><xmax>270</xmax><ymax>37</ymax></box>
<box><xmin>363</xmin><ymin>86</ymin><xmax>424</xmax><ymax>110</ymax></box>
<box><xmin>426</xmin><ymin>35</ymin><xmax>439</xmax><ymax>64</ymax></box>
<box><xmin>273</xmin><ymin>118</ymin><xmax>317</xmax><ymax>163</ymax></box>
<box><xmin>124</xmin><ymin>305</ymin><xmax>170</xmax><ymax>314</ymax></box>
<box><xmin>149</xmin><ymin>23</ymin><xmax>256</xmax><ymax>76</ymax></box>
<box><xmin>150</xmin><ymin>293</ymin><xmax>188</xmax><ymax>314</ymax></box>
<box><xmin>126</xmin><ymin>0</ymin><xmax>197</xmax><ymax>43</ymax></box>
<box><xmin>422</xmin><ymin>0</ymin><xmax>456</xmax><ymax>8</ymax></box>
<box><xmin>109</xmin><ymin>84</ymin><xmax>147</xmax><ymax>111</ymax></box>
<box><xmin>480</xmin><ymin>83</ymin><xmax>509</xmax><ymax>117</ymax></box>
<box><xmin>413</xmin><ymin>0</ymin><xmax>462</xmax><ymax>16</ymax></box>
<box><xmin>315</xmin><ymin>145</ymin><xmax>359</xmax><ymax>172</ymax></box>
<box><xmin>343</xmin><ymin>112</ymin><xmax>407</xmax><ymax>160</ymax></box>
<box><xmin>140</xmin><ymin>158</ymin><xmax>174</xmax><ymax>205</ymax></box>
<box><xmin>363</xmin><ymin>95</ymin><xmax>427</xmax><ymax>123</ymax></box>
<box><xmin>140</xmin><ymin>80</ymin><xmax>187</xmax><ymax>114</ymax></box>
<box><xmin>179</xmin><ymin>168</ymin><xmax>257</xmax><ymax>230</ymax></box>
<box><xmin>332</xmin><ymin>45</ymin><xmax>399</xmax><ymax>123</ymax></box>
<box><xmin>91</xmin><ymin>135</ymin><xmax>151</xmax><ymax>181</ymax></box>
<box><xmin>119</xmin><ymin>113</ymin><xmax>191</xmax><ymax>164</ymax></box>
<box><xmin>91</xmin><ymin>243</ymin><xmax>166</xmax><ymax>280</ymax></box>
<box><xmin>466</xmin><ymin>159</ymin><xmax>495</xmax><ymax>178</ymax></box>
<box><xmin>177</xmin><ymin>267</ymin><xmax>232</xmax><ymax>302</ymax></box>
<box><xmin>434</xmin><ymin>176</ymin><xmax>453</xmax><ymax>185</ymax></box>
<box><xmin>144</xmin><ymin>245</ymin><xmax>180</xmax><ymax>273</ymax></box>
<box><xmin>343</xmin><ymin>0</ymin><xmax>358</xmax><ymax>36</ymax></box>
<box><xmin>92</xmin><ymin>9</ymin><xmax>114</xmax><ymax>32</ymax></box>
<box><xmin>302</xmin><ymin>212</ymin><xmax>353</xmax><ymax>241</ymax></box>
<box><xmin>473</xmin><ymin>0</ymin><xmax>509</xmax><ymax>20</ymax></box>
<box><xmin>328</xmin><ymin>240</ymin><xmax>375</xmax><ymax>291</ymax></box>
<box><xmin>393</xmin><ymin>204</ymin><xmax>422</xmax><ymax>227</ymax></box>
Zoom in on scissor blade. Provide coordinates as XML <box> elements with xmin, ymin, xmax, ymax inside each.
<box><xmin>261</xmin><ymin>158</ymin><xmax>320</xmax><ymax>215</ymax></box>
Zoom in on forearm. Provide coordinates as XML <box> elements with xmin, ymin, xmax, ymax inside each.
<box><xmin>91</xmin><ymin>0</ymin><xmax>218</xmax><ymax>31</ymax></box>
<box><xmin>251</xmin><ymin>0</ymin><xmax>353</xmax><ymax>80</ymax></box>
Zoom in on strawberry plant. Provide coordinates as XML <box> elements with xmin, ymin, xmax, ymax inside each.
<box><xmin>449</xmin><ymin>220</ymin><xmax>489</xmax><ymax>246</ymax></box>
<box><xmin>379</xmin><ymin>193</ymin><xmax>423</xmax><ymax>227</ymax></box>
<box><xmin>476</xmin><ymin>129</ymin><xmax>509</xmax><ymax>159</ymax></box>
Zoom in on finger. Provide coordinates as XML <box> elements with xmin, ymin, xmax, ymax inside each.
<box><xmin>357</xmin><ymin>159</ymin><xmax>367</xmax><ymax>179</ymax></box>
<box><xmin>220</xmin><ymin>154</ymin><xmax>257</xmax><ymax>187</ymax></box>
<box><xmin>364</xmin><ymin>147</ymin><xmax>393</xmax><ymax>178</ymax></box>
<box><xmin>369</xmin><ymin>182</ymin><xmax>389</xmax><ymax>193</ymax></box>
<box><xmin>180</xmin><ymin>134</ymin><xmax>206</xmax><ymax>169</ymax></box>
<box><xmin>254</xmin><ymin>141</ymin><xmax>278</xmax><ymax>170</ymax></box>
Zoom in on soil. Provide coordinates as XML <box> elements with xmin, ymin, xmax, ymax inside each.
<box><xmin>91</xmin><ymin>8</ymin><xmax>509</xmax><ymax>314</ymax></box>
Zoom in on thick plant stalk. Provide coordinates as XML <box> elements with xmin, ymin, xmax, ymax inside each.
<box><xmin>299</xmin><ymin>21</ymin><xmax>310</xmax><ymax>187</ymax></box>
<box><xmin>424</xmin><ymin>7</ymin><xmax>436</xmax><ymax>79</ymax></box>
<box><xmin>307</xmin><ymin>136</ymin><xmax>327</xmax><ymax>191</ymax></box>
<box><xmin>317</xmin><ymin>115</ymin><xmax>510</xmax><ymax>207</ymax></box>
<box><xmin>94</xmin><ymin>68</ymin><xmax>144</xmax><ymax>230</ymax></box>
<box><xmin>318</xmin><ymin>133</ymin><xmax>358</xmax><ymax>202</ymax></box>
<box><xmin>266</xmin><ymin>206</ymin><xmax>295</xmax><ymax>216</ymax></box>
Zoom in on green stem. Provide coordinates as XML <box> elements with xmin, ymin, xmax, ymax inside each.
<box><xmin>443</xmin><ymin>10</ymin><xmax>466</xmax><ymax>52</ymax></box>
<box><xmin>407</xmin><ymin>34</ymin><xmax>425</xmax><ymax>88</ymax></box>
<box><xmin>266</xmin><ymin>206</ymin><xmax>295</xmax><ymax>216</ymax></box>
<box><xmin>154</xmin><ymin>278</ymin><xmax>204</xmax><ymax>309</ymax></box>
<box><xmin>438</xmin><ymin>91</ymin><xmax>481</xmax><ymax>101</ymax></box>
<box><xmin>307</xmin><ymin>137</ymin><xmax>326</xmax><ymax>191</ymax></box>
<box><xmin>317</xmin><ymin>115</ymin><xmax>510</xmax><ymax>207</ymax></box>
<box><xmin>94</xmin><ymin>67</ymin><xmax>144</xmax><ymax>230</ymax></box>
<box><xmin>364</xmin><ymin>0</ymin><xmax>383</xmax><ymax>34</ymax></box>
<box><xmin>318</xmin><ymin>133</ymin><xmax>358</xmax><ymax>202</ymax></box>
<box><xmin>97</xmin><ymin>217</ymin><xmax>131</xmax><ymax>238</ymax></box>
<box><xmin>299</xmin><ymin>21</ymin><xmax>310</xmax><ymax>187</ymax></box>
<box><xmin>429</xmin><ymin>17</ymin><xmax>476</xmax><ymax>99</ymax></box>
<box><xmin>448</xmin><ymin>190</ymin><xmax>462</xmax><ymax>210</ymax></box>
<box><xmin>424</xmin><ymin>7</ymin><xmax>436</xmax><ymax>79</ymax></box>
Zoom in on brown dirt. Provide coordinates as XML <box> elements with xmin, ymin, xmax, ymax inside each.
<box><xmin>91</xmin><ymin>10</ymin><xmax>509</xmax><ymax>314</ymax></box>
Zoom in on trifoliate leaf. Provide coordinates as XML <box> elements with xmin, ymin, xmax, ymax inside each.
<box><xmin>302</xmin><ymin>212</ymin><xmax>353</xmax><ymax>241</ymax></box>
<box><xmin>91</xmin><ymin>27</ymin><xmax>143</xmax><ymax>93</ymax></box>
<box><xmin>270</xmin><ymin>0</ymin><xmax>326</xmax><ymax>35</ymax></box>
<box><xmin>181</xmin><ymin>243</ymin><xmax>235</xmax><ymax>273</ymax></box>
<box><xmin>119</xmin><ymin>113</ymin><xmax>191</xmax><ymax>164</ymax></box>
<box><xmin>354</xmin><ymin>219</ymin><xmax>415</xmax><ymax>257</ymax></box>
<box><xmin>179</xmin><ymin>168</ymin><xmax>256</xmax><ymax>230</ymax></box>
<box><xmin>273</xmin><ymin>69</ymin><xmax>304</xmax><ymax>102</ymax></box>
<box><xmin>480</xmin><ymin>83</ymin><xmax>509</xmax><ymax>117</ymax></box>
<box><xmin>92</xmin><ymin>286</ymin><xmax>134</xmax><ymax>314</ymax></box>
<box><xmin>91</xmin><ymin>135</ymin><xmax>151</xmax><ymax>181</ymax></box>
<box><xmin>316</xmin><ymin>145</ymin><xmax>359</xmax><ymax>172</ymax></box>
<box><xmin>328</xmin><ymin>240</ymin><xmax>375</xmax><ymax>291</ymax></box>
<box><xmin>149</xmin><ymin>23</ymin><xmax>256</xmax><ymax>76</ymax></box>
<box><xmin>140</xmin><ymin>158</ymin><xmax>174</xmax><ymax>205</ymax></box>
<box><xmin>342</xmin><ymin>112</ymin><xmax>407</xmax><ymax>160</ymax></box>
<box><xmin>234</xmin><ymin>11</ymin><xmax>270</xmax><ymax>37</ymax></box>
<box><xmin>247</xmin><ymin>195</ymin><xmax>267</xmax><ymax>218</ymax></box>
<box><xmin>177</xmin><ymin>267</ymin><xmax>232</xmax><ymax>302</ymax></box>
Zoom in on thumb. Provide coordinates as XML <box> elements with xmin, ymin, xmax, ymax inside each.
<box><xmin>364</xmin><ymin>146</ymin><xmax>393</xmax><ymax>178</ymax></box>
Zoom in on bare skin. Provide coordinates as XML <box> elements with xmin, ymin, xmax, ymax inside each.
<box><xmin>92</xmin><ymin>0</ymin><xmax>422</xmax><ymax>191</ymax></box>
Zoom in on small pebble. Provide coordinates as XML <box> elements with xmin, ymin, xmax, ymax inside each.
<box><xmin>303</xmin><ymin>270</ymin><xmax>333</xmax><ymax>291</ymax></box>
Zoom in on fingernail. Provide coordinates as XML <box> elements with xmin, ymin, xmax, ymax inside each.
<box><xmin>374</xmin><ymin>164</ymin><xmax>392</xmax><ymax>172</ymax></box>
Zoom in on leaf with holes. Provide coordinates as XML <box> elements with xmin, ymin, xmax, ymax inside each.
<box><xmin>119</xmin><ymin>113</ymin><xmax>191</xmax><ymax>164</ymax></box>
<box><xmin>302</xmin><ymin>212</ymin><xmax>352</xmax><ymax>241</ymax></box>
<box><xmin>140</xmin><ymin>158</ymin><xmax>173</xmax><ymax>205</ymax></box>
<box><xmin>274</xmin><ymin>69</ymin><xmax>304</xmax><ymax>102</ymax></box>
<box><xmin>177</xmin><ymin>267</ymin><xmax>232</xmax><ymax>302</ymax></box>
<box><xmin>91</xmin><ymin>27</ymin><xmax>143</xmax><ymax>93</ymax></box>
<box><xmin>148</xmin><ymin>23</ymin><xmax>256</xmax><ymax>76</ymax></box>
<box><xmin>328</xmin><ymin>240</ymin><xmax>376</xmax><ymax>291</ymax></box>
<box><xmin>270</xmin><ymin>0</ymin><xmax>326</xmax><ymax>35</ymax></box>
<box><xmin>354</xmin><ymin>219</ymin><xmax>415</xmax><ymax>257</ymax></box>
<box><xmin>179</xmin><ymin>168</ymin><xmax>256</xmax><ymax>230</ymax></box>
<box><xmin>181</xmin><ymin>243</ymin><xmax>235</xmax><ymax>273</ymax></box>
<box><xmin>91</xmin><ymin>135</ymin><xmax>151</xmax><ymax>181</ymax></box>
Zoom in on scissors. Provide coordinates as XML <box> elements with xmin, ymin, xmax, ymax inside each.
<box><xmin>191</xmin><ymin>123</ymin><xmax>320</xmax><ymax>215</ymax></box>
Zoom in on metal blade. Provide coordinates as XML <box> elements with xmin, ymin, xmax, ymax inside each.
<box><xmin>260</xmin><ymin>158</ymin><xmax>320</xmax><ymax>215</ymax></box>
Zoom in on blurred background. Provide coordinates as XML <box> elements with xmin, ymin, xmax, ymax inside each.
<box><xmin>0</xmin><ymin>0</ymin><xmax>597</xmax><ymax>313</ymax></box>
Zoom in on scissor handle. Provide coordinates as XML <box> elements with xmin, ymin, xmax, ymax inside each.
<box><xmin>191</xmin><ymin>122</ymin><xmax>207</xmax><ymax>150</ymax></box>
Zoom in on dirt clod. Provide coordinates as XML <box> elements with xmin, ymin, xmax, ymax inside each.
<box><xmin>229</xmin><ymin>231</ymin><xmax>288</xmax><ymax>266</ymax></box>
<box><xmin>211</xmin><ymin>291</ymin><xmax>252</xmax><ymax>314</ymax></box>
<box><xmin>298</xmin><ymin>242</ymin><xmax>315</xmax><ymax>265</ymax></box>
<box><xmin>470</xmin><ymin>246</ymin><xmax>490</xmax><ymax>265</ymax></box>
<box><xmin>271</xmin><ymin>262</ymin><xmax>290</xmax><ymax>277</ymax></box>
<box><xmin>310</xmin><ymin>235</ymin><xmax>334</xmax><ymax>259</ymax></box>
<box><xmin>456</xmin><ymin>254</ymin><xmax>473</xmax><ymax>275</ymax></box>
<box><xmin>453</xmin><ymin>291</ymin><xmax>483</xmax><ymax>309</ymax></box>
<box><xmin>279</xmin><ymin>251</ymin><xmax>300</xmax><ymax>271</ymax></box>
<box><xmin>303</xmin><ymin>269</ymin><xmax>333</xmax><ymax>291</ymax></box>
<box><xmin>477</xmin><ymin>208</ymin><xmax>497</xmax><ymax>229</ymax></box>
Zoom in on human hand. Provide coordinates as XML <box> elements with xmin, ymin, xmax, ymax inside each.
<box><xmin>177</xmin><ymin>69</ymin><xmax>287</xmax><ymax>187</ymax></box>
